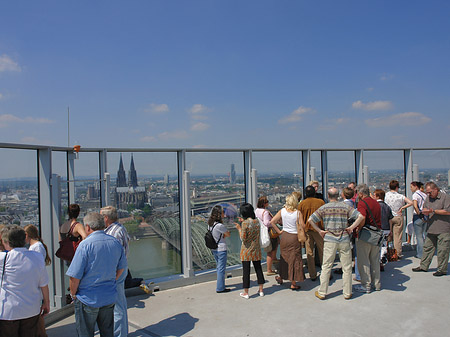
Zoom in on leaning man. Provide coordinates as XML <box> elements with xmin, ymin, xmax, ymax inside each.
<box><xmin>67</xmin><ymin>212</ymin><xmax>127</xmax><ymax>337</ymax></box>
<box><xmin>412</xmin><ymin>182</ymin><xmax>450</xmax><ymax>276</ymax></box>
<box><xmin>309</xmin><ymin>187</ymin><xmax>364</xmax><ymax>300</ymax></box>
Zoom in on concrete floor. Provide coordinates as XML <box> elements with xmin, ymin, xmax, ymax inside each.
<box><xmin>46</xmin><ymin>251</ymin><xmax>450</xmax><ymax>337</ymax></box>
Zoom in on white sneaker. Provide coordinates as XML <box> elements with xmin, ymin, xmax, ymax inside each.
<box><xmin>259</xmin><ymin>291</ymin><xmax>264</xmax><ymax>297</ymax></box>
<box><xmin>354</xmin><ymin>285</ymin><xmax>371</xmax><ymax>294</ymax></box>
<box><xmin>240</xmin><ymin>292</ymin><xmax>249</xmax><ymax>299</ymax></box>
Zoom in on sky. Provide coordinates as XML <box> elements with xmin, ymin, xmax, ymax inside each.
<box><xmin>0</xmin><ymin>1</ymin><xmax>449</xmax><ymax>152</ymax></box>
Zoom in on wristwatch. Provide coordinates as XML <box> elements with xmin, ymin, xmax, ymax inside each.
<box><xmin>70</xmin><ymin>294</ymin><xmax>77</xmax><ymax>301</ymax></box>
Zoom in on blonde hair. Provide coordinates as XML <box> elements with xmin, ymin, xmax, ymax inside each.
<box><xmin>292</xmin><ymin>191</ymin><xmax>302</xmax><ymax>202</ymax></box>
<box><xmin>309</xmin><ymin>180</ymin><xmax>319</xmax><ymax>186</ymax></box>
<box><xmin>284</xmin><ymin>194</ymin><xmax>299</xmax><ymax>211</ymax></box>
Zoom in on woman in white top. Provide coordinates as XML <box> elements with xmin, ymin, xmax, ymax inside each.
<box><xmin>25</xmin><ymin>224</ymin><xmax>51</xmax><ymax>266</ymax></box>
<box><xmin>270</xmin><ymin>193</ymin><xmax>305</xmax><ymax>290</ymax></box>
<box><xmin>411</xmin><ymin>181</ymin><xmax>428</xmax><ymax>258</ymax></box>
<box><xmin>255</xmin><ymin>196</ymin><xmax>282</xmax><ymax>276</ymax></box>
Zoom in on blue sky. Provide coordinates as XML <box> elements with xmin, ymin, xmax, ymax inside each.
<box><xmin>0</xmin><ymin>1</ymin><xmax>449</xmax><ymax>150</ymax></box>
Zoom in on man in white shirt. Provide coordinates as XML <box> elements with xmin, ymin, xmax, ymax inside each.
<box><xmin>384</xmin><ymin>180</ymin><xmax>413</xmax><ymax>258</ymax></box>
<box><xmin>0</xmin><ymin>225</ymin><xmax>50</xmax><ymax>337</ymax></box>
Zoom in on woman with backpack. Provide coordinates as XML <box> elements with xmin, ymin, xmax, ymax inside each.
<box><xmin>208</xmin><ymin>205</ymin><xmax>231</xmax><ymax>293</ymax></box>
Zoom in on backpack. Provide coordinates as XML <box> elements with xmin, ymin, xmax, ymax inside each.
<box><xmin>205</xmin><ymin>223</ymin><xmax>222</xmax><ymax>249</ymax></box>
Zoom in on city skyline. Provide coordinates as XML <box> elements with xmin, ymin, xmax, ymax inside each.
<box><xmin>0</xmin><ymin>1</ymin><xmax>449</xmax><ymax>151</ymax></box>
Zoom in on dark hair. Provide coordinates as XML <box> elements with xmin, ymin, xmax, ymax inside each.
<box><xmin>343</xmin><ymin>187</ymin><xmax>354</xmax><ymax>200</ymax></box>
<box><xmin>257</xmin><ymin>196</ymin><xmax>268</xmax><ymax>208</ymax></box>
<box><xmin>239</xmin><ymin>203</ymin><xmax>256</xmax><ymax>219</ymax></box>
<box><xmin>389</xmin><ymin>180</ymin><xmax>399</xmax><ymax>190</ymax></box>
<box><xmin>24</xmin><ymin>224</ymin><xmax>51</xmax><ymax>265</ymax></box>
<box><xmin>208</xmin><ymin>205</ymin><xmax>223</xmax><ymax>227</ymax></box>
<box><xmin>374</xmin><ymin>189</ymin><xmax>385</xmax><ymax>201</ymax></box>
<box><xmin>305</xmin><ymin>185</ymin><xmax>316</xmax><ymax>198</ymax></box>
<box><xmin>68</xmin><ymin>204</ymin><xmax>80</xmax><ymax>219</ymax></box>
<box><xmin>411</xmin><ymin>181</ymin><xmax>423</xmax><ymax>189</ymax></box>
<box><xmin>2</xmin><ymin>225</ymin><xmax>26</xmax><ymax>248</ymax></box>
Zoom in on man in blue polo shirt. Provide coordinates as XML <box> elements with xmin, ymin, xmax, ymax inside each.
<box><xmin>67</xmin><ymin>212</ymin><xmax>127</xmax><ymax>337</ymax></box>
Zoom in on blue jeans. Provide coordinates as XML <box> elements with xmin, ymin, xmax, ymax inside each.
<box><xmin>212</xmin><ymin>250</ymin><xmax>227</xmax><ymax>291</ymax></box>
<box><xmin>74</xmin><ymin>299</ymin><xmax>114</xmax><ymax>337</ymax></box>
<box><xmin>114</xmin><ymin>268</ymin><xmax>128</xmax><ymax>337</ymax></box>
<box><xmin>353</xmin><ymin>244</ymin><xmax>360</xmax><ymax>280</ymax></box>
<box><xmin>413</xmin><ymin>215</ymin><xmax>427</xmax><ymax>259</ymax></box>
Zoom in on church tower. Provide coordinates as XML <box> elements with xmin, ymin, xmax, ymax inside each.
<box><xmin>116</xmin><ymin>153</ymin><xmax>127</xmax><ymax>187</ymax></box>
<box><xmin>128</xmin><ymin>154</ymin><xmax>138</xmax><ymax>188</ymax></box>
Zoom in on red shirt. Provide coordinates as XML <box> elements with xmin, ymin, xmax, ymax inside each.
<box><xmin>357</xmin><ymin>196</ymin><xmax>382</xmax><ymax>229</ymax></box>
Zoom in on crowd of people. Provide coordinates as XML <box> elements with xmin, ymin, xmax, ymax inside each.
<box><xmin>0</xmin><ymin>205</ymin><xmax>130</xmax><ymax>337</ymax></box>
<box><xmin>208</xmin><ymin>180</ymin><xmax>450</xmax><ymax>300</ymax></box>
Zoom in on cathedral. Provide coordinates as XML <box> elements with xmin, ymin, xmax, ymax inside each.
<box><xmin>115</xmin><ymin>154</ymin><xmax>146</xmax><ymax>210</ymax></box>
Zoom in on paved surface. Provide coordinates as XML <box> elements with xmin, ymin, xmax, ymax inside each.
<box><xmin>46</xmin><ymin>251</ymin><xmax>450</xmax><ymax>337</ymax></box>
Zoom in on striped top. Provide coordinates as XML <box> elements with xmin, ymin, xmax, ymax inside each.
<box><xmin>105</xmin><ymin>222</ymin><xmax>130</xmax><ymax>257</ymax></box>
<box><xmin>309</xmin><ymin>201</ymin><xmax>360</xmax><ymax>243</ymax></box>
<box><xmin>239</xmin><ymin>218</ymin><xmax>262</xmax><ymax>261</ymax></box>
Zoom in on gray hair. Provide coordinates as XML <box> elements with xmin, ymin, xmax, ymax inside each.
<box><xmin>100</xmin><ymin>206</ymin><xmax>118</xmax><ymax>222</ymax></box>
<box><xmin>1</xmin><ymin>225</ymin><xmax>26</xmax><ymax>248</ymax></box>
<box><xmin>327</xmin><ymin>187</ymin><xmax>339</xmax><ymax>200</ymax></box>
<box><xmin>425</xmin><ymin>181</ymin><xmax>439</xmax><ymax>190</ymax></box>
<box><xmin>84</xmin><ymin>212</ymin><xmax>105</xmax><ymax>231</ymax></box>
<box><xmin>356</xmin><ymin>183</ymin><xmax>370</xmax><ymax>197</ymax></box>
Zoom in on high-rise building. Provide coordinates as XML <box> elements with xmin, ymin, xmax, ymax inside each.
<box><xmin>230</xmin><ymin>163</ymin><xmax>236</xmax><ymax>184</ymax></box>
<box><xmin>116</xmin><ymin>154</ymin><xmax>127</xmax><ymax>187</ymax></box>
<box><xmin>128</xmin><ymin>154</ymin><xmax>138</xmax><ymax>188</ymax></box>
<box><xmin>164</xmin><ymin>174</ymin><xmax>169</xmax><ymax>185</ymax></box>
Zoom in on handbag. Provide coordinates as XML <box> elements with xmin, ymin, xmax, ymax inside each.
<box><xmin>55</xmin><ymin>221</ymin><xmax>78</xmax><ymax>261</ymax></box>
<box><xmin>259</xmin><ymin>218</ymin><xmax>271</xmax><ymax>249</ymax></box>
<box><xmin>297</xmin><ymin>210</ymin><xmax>307</xmax><ymax>243</ymax></box>
<box><xmin>358</xmin><ymin>200</ymin><xmax>383</xmax><ymax>246</ymax></box>
<box><xmin>386</xmin><ymin>241</ymin><xmax>399</xmax><ymax>261</ymax></box>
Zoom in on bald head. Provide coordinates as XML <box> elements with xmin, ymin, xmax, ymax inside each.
<box><xmin>327</xmin><ymin>187</ymin><xmax>339</xmax><ymax>201</ymax></box>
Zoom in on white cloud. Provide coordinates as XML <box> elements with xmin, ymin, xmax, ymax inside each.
<box><xmin>278</xmin><ymin>106</ymin><xmax>313</xmax><ymax>124</ymax></box>
<box><xmin>142</xmin><ymin>103</ymin><xmax>169</xmax><ymax>114</ymax></box>
<box><xmin>352</xmin><ymin>100</ymin><xmax>393</xmax><ymax>111</ymax></box>
<box><xmin>140</xmin><ymin>136</ymin><xmax>156</xmax><ymax>142</ymax></box>
<box><xmin>379</xmin><ymin>73</ymin><xmax>394</xmax><ymax>81</ymax></box>
<box><xmin>189</xmin><ymin>104</ymin><xmax>210</xmax><ymax>120</ymax></box>
<box><xmin>365</xmin><ymin>112</ymin><xmax>431</xmax><ymax>127</ymax></box>
<box><xmin>317</xmin><ymin>118</ymin><xmax>351</xmax><ymax>131</ymax></box>
<box><xmin>191</xmin><ymin>122</ymin><xmax>210</xmax><ymax>132</ymax></box>
<box><xmin>0</xmin><ymin>54</ymin><xmax>21</xmax><ymax>72</ymax></box>
<box><xmin>0</xmin><ymin>114</ymin><xmax>54</xmax><ymax>128</ymax></box>
<box><xmin>158</xmin><ymin>130</ymin><xmax>189</xmax><ymax>140</ymax></box>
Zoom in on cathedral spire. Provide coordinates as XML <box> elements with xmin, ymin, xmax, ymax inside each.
<box><xmin>128</xmin><ymin>154</ymin><xmax>138</xmax><ymax>188</ymax></box>
<box><xmin>116</xmin><ymin>153</ymin><xmax>127</xmax><ymax>187</ymax></box>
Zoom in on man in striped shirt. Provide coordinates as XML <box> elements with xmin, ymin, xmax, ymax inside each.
<box><xmin>101</xmin><ymin>206</ymin><xmax>130</xmax><ymax>337</ymax></box>
<box><xmin>309</xmin><ymin>187</ymin><xmax>364</xmax><ymax>300</ymax></box>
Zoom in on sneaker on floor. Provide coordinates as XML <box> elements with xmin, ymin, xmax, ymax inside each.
<box><xmin>259</xmin><ymin>291</ymin><xmax>264</xmax><ymax>297</ymax></box>
<box><xmin>344</xmin><ymin>294</ymin><xmax>352</xmax><ymax>300</ymax></box>
<box><xmin>266</xmin><ymin>271</ymin><xmax>277</xmax><ymax>276</ymax></box>
<box><xmin>315</xmin><ymin>291</ymin><xmax>325</xmax><ymax>300</ymax></box>
<box><xmin>240</xmin><ymin>292</ymin><xmax>249</xmax><ymax>299</ymax></box>
<box><xmin>353</xmin><ymin>285</ymin><xmax>371</xmax><ymax>294</ymax></box>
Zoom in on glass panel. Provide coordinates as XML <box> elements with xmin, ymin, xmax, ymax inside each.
<box><xmin>252</xmin><ymin>151</ymin><xmax>302</xmax><ymax>214</ymax></box>
<box><xmin>413</xmin><ymin>150</ymin><xmax>450</xmax><ymax>193</ymax></box>
<box><xmin>52</xmin><ymin>151</ymin><xmax>69</xmax><ymax>224</ymax></box>
<box><xmin>73</xmin><ymin>152</ymin><xmax>101</xmax><ymax>216</ymax></box>
<box><xmin>0</xmin><ymin>148</ymin><xmax>39</xmax><ymax>228</ymax></box>
<box><xmin>107</xmin><ymin>152</ymin><xmax>181</xmax><ymax>279</ymax></box>
<box><xmin>327</xmin><ymin>151</ymin><xmax>355</xmax><ymax>195</ymax></box>
<box><xmin>363</xmin><ymin>150</ymin><xmax>405</xmax><ymax>193</ymax></box>
<box><xmin>186</xmin><ymin>152</ymin><xmax>245</xmax><ymax>271</ymax></box>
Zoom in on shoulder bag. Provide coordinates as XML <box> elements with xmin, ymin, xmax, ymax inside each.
<box><xmin>358</xmin><ymin>200</ymin><xmax>383</xmax><ymax>246</ymax></box>
<box><xmin>55</xmin><ymin>221</ymin><xmax>78</xmax><ymax>261</ymax></box>
<box><xmin>259</xmin><ymin>218</ymin><xmax>271</xmax><ymax>248</ymax></box>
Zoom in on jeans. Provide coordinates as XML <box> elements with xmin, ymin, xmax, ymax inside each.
<box><xmin>413</xmin><ymin>215</ymin><xmax>427</xmax><ymax>259</ymax></box>
<box><xmin>353</xmin><ymin>243</ymin><xmax>360</xmax><ymax>280</ymax></box>
<box><xmin>114</xmin><ymin>267</ymin><xmax>128</xmax><ymax>337</ymax></box>
<box><xmin>213</xmin><ymin>250</ymin><xmax>227</xmax><ymax>291</ymax></box>
<box><xmin>318</xmin><ymin>241</ymin><xmax>353</xmax><ymax>298</ymax></box>
<box><xmin>75</xmin><ymin>299</ymin><xmax>115</xmax><ymax>337</ymax></box>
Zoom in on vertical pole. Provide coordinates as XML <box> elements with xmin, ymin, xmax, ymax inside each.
<box><xmin>104</xmin><ymin>172</ymin><xmax>111</xmax><ymax>206</ymax></box>
<box><xmin>321</xmin><ymin>150</ymin><xmax>328</xmax><ymax>198</ymax></box>
<box><xmin>302</xmin><ymin>150</ymin><xmax>311</xmax><ymax>189</ymax></box>
<box><xmin>244</xmin><ymin>150</ymin><xmax>253</xmax><ymax>204</ymax></box>
<box><xmin>363</xmin><ymin>165</ymin><xmax>369</xmax><ymax>185</ymax></box>
<box><xmin>251</xmin><ymin>168</ymin><xmax>258</xmax><ymax>207</ymax></box>
<box><xmin>99</xmin><ymin>149</ymin><xmax>108</xmax><ymax>207</ymax></box>
<box><xmin>413</xmin><ymin>164</ymin><xmax>419</xmax><ymax>181</ymax></box>
<box><xmin>355</xmin><ymin>150</ymin><xmax>364</xmax><ymax>185</ymax></box>
<box><xmin>67</xmin><ymin>152</ymin><xmax>76</xmax><ymax>204</ymax></box>
<box><xmin>405</xmin><ymin>149</ymin><xmax>414</xmax><ymax>229</ymax></box>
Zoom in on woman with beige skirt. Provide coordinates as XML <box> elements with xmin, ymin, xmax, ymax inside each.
<box><xmin>270</xmin><ymin>193</ymin><xmax>305</xmax><ymax>290</ymax></box>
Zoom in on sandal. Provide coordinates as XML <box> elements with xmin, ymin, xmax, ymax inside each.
<box><xmin>275</xmin><ymin>276</ymin><xmax>283</xmax><ymax>285</ymax></box>
<box><xmin>290</xmin><ymin>285</ymin><xmax>301</xmax><ymax>291</ymax></box>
